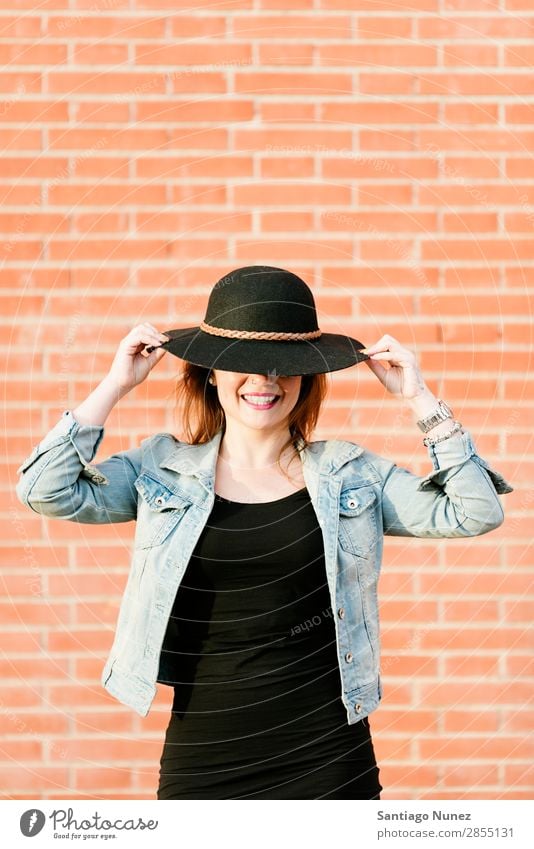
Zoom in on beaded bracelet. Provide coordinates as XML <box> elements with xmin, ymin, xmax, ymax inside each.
<box><xmin>423</xmin><ymin>420</ymin><xmax>464</xmax><ymax>448</ymax></box>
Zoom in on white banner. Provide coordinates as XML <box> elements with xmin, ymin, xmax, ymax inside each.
<box><xmin>2</xmin><ymin>799</ymin><xmax>532</xmax><ymax>848</ymax></box>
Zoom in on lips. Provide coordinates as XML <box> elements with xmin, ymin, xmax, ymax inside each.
<box><xmin>241</xmin><ymin>394</ymin><xmax>280</xmax><ymax>409</ymax></box>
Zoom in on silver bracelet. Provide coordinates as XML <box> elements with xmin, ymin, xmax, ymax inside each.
<box><xmin>423</xmin><ymin>420</ymin><xmax>464</xmax><ymax>447</ymax></box>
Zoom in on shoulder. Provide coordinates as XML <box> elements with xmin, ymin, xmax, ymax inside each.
<box><xmin>314</xmin><ymin>437</ymin><xmax>395</xmax><ymax>483</ymax></box>
<box><xmin>137</xmin><ymin>431</ymin><xmax>182</xmax><ymax>466</ymax></box>
<box><xmin>139</xmin><ymin>431</ymin><xmax>181</xmax><ymax>449</ymax></box>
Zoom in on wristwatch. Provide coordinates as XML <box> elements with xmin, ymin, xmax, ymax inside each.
<box><xmin>416</xmin><ymin>399</ymin><xmax>454</xmax><ymax>433</ymax></box>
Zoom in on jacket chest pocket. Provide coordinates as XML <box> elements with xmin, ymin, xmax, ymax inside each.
<box><xmin>134</xmin><ymin>473</ymin><xmax>192</xmax><ymax>549</ymax></box>
<box><xmin>338</xmin><ymin>486</ymin><xmax>379</xmax><ymax>556</ymax></box>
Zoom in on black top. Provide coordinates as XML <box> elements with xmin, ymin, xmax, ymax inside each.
<box><xmin>157</xmin><ymin>487</ymin><xmax>381</xmax><ymax>800</ymax></box>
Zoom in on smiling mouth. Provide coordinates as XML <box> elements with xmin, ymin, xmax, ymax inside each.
<box><xmin>240</xmin><ymin>394</ymin><xmax>281</xmax><ymax>409</ymax></box>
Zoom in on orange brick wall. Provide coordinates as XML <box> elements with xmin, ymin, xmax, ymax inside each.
<box><xmin>3</xmin><ymin>1</ymin><xmax>533</xmax><ymax>800</ymax></box>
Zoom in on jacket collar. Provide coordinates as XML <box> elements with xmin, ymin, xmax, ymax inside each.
<box><xmin>158</xmin><ymin>429</ymin><xmax>365</xmax><ymax>480</ymax></box>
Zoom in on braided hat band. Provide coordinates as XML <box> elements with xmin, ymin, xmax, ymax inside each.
<box><xmin>199</xmin><ymin>320</ymin><xmax>322</xmax><ymax>342</ymax></box>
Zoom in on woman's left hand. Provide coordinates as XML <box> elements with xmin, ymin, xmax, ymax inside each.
<box><xmin>361</xmin><ymin>334</ymin><xmax>429</xmax><ymax>401</ymax></box>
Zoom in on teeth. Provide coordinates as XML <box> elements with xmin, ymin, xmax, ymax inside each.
<box><xmin>242</xmin><ymin>395</ymin><xmax>277</xmax><ymax>405</ymax></box>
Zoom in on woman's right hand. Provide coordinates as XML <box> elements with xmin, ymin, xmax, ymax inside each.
<box><xmin>106</xmin><ymin>324</ymin><xmax>170</xmax><ymax>394</ymax></box>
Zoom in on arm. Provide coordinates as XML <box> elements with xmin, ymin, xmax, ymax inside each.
<box><xmin>15</xmin><ymin>409</ymin><xmax>141</xmax><ymax>524</ymax></box>
<box><xmin>359</xmin><ymin>335</ymin><xmax>513</xmax><ymax>538</ymax></box>
<box><xmin>15</xmin><ymin>324</ymin><xmax>170</xmax><ymax>524</ymax></box>
<box><xmin>15</xmin><ymin>378</ymin><xmax>140</xmax><ymax>524</ymax></box>
<box><xmin>378</xmin><ymin>427</ymin><xmax>512</xmax><ymax>538</ymax></box>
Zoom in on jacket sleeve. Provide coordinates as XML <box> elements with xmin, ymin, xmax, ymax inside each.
<box><xmin>375</xmin><ymin>428</ymin><xmax>513</xmax><ymax>538</ymax></box>
<box><xmin>15</xmin><ymin>410</ymin><xmax>141</xmax><ymax>524</ymax></box>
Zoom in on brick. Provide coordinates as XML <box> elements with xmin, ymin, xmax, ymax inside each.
<box><xmin>231</xmin><ymin>14</ymin><xmax>352</xmax><ymax>39</ymax></box>
<box><xmin>73</xmin><ymin>43</ymin><xmax>129</xmax><ymax>65</ymax></box>
<box><xmin>48</xmin><ymin>181</ymin><xmax>166</xmax><ymax>210</ymax></box>
<box><xmin>420</xmin><ymin>72</ymin><xmax>534</xmax><ymax>96</ymax></box>
<box><xmin>260</xmin><ymin>211</ymin><xmax>314</xmax><ymax>230</ymax></box>
<box><xmin>73</xmin><ymin>710</ymin><xmax>134</xmax><ymax>734</ymax></box>
<box><xmin>0</xmin><ymin>767</ymin><xmax>69</xmax><ymax>792</ymax></box>
<box><xmin>48</xmin><ymin>72</ymin><xmax>167</xmax><ymax>95</ymax></box>
<box><xmin>170</xmin><ymin>16</ymin><xmax>227</xmax><ymax>38</ymax></box>
<box><xmin>267</xmin><ymin>0</ymin><xmax>330</xmax><ymax>8</ymax></box>
<box><xmin>258</xmin><ymin>44</ymin><xmax>315</xmax><ymax>65</ymax></box>
<box><xmin>48</xmin><ymin>128</ymin><xmax>169</xmax><ymax>152</ymax></box>
<box><xmin>443</xmin><ymin>655</ymin><xmax>500</xmax><ymax>676</ymax></box>
<box><xmin>419</xmin><ymin>15</ymin><xmax>530</xmax><ymax>39</ymax></box>
<box><xmin>234</xmin><ymin>71</ymin><xmax>353</xmax><ymax>95</ymax></box>
<box><xmin>443</xmin><ymin>44</ymin><xmax>498</xmax><ymax>66</ymax></box>
<box><xmin>0</xmin><ymin>101</ymin><xmax>68</xmax><ymax>123</ymax></box>
<box><xmin>443</xmin><ymin>764</ymin><xmax>500</xmax><ymax>786</ymax></box>
<box><xmin>321</xmin><ymin>210</ymin><xmax>437</xmax><ymax>232</ymax></box>
<box><xmin>75</xmin><ymin>767</ymin><xmax>133</xmax><ymax>791</ymax></box>
<box><xmin>0</xmin><ymin>710</ymin><xmax>68</xmax><ymax>736</ymax></box>
<box><xmin>0</xmin><ymin>129</ymin><xmax>40</xmax><ymax>149</ymax></box>
<box><xmin>359</xmin><ymin>72</ymin><xmax>416</xmax><ymax>94</ymax></box>
<box><xmin>421</xmin><ymin>128</ymin><xmax>534</xmax><ymax>153</ymax></box>
<box><xmin>0</xmin><ymin>16</ymin><xmax>41</xmax><ymax>37</ymax></box>
<box><xmin>322</xmin><ymin>102</ymin><xmax>439</xmax><ymax>124</ymax></box>
<box><xmin>421</xmin><ymin>629</ymin><xmax>532</xmax><ymax>651</ymax></box>
<box><xmin>135</xmin><ymin>42</ymin><xmax>252</xmax><ymax>67</ymax></box>
<box><xmin>323</xmin><ymin>156</ymin><xmax>437</xmax><ymax>179</ymax></box>
<box><xmin>70</xmin><ymin>156</ymin><xmax>130</xmax><ymax>178</ymax></box>
<box><xmin>47</xmin><ymin>16</ymin><xmax>166</xmax><ymax>39</ymax></box>
<box><xmin>235</xmin><ymin>238</ymin><xmax>353</xmax><ymax>261</ymax></box>
<box><xmin>136</xmin><ymin>99</ymin><xmax>254</xmax><ymax>123</ymax></box>
<box><xmin>319</xmin><ymin>44</ymin><xmax>437</xmax><ymax>67</ymax></box>
<box><xmin>235</xmin><ymin>183</ymin><xmax>351</xmax><ymax>205</ymax></box>
<box><xmin>0</xmin><ymin>72</ymin><xmax>41</xmax><ymax>94</ymax></box>
<box><xmin>420</xmin><ymin>735</ymin><xmax>533</xmax><ymax>760</ymax></box>
<box><xmin>0</xmin><ymin>44</ymin><xmax>66</xmax><ymax>65</ymax></box>
<box><xmin>505</xmin><ymin>45</ymin><xmax>534</xmax><ymax>66</ymax></box>
<box><xmin>59</xmin><ymin>737</ymin><xmax>162</xmax><ymax>761</ymax></box>
<box><xmin>443</xmin><ymin>710</ymin><xmax>499</xmax><ymax>733</ymax></box>
<box><xmin>260</xmin><ymin>157</ymin><xmax>315</xmax><ymax>178</ymax></box>
<box><xmin>0</xmin><ymin>658</ymin><xmax>69</xmax><ymax>679</ymax></box>
<box><xmin>134</xmin><ymin>211</ymin><xmax>252</xmax><ymax>233</ymax></box>
<box><xmin>444</xmin><ymin>102</ymin><xmax>499</xmax><ymax>124</ymax></box>
<box><xmin>358</xmin><ymin>183</ymin><xmax>414</xmax><ymax>205</ymax></box>
<box><xmin>443</xmin><ymin>212</ymin><xmax>498</xmax><ymax>234</ymax></box>
<box><xmin>170</xmin><ymin>73</ymin><xmax>227</xmax><ymax>94</ymax></box>
<box><xmin>260</xmin><ymin>103</ymin><xmax>315</xmax><ymax>122</ymax></box>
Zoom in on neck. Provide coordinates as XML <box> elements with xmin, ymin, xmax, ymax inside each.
<box><xmin>218</xmin><ymin>421</ymin><xmax>297</xmax><ymax>472</ymax></box>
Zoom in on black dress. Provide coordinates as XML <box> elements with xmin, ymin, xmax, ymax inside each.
<box><xmin>157</xmin><ymin>486</ymin><xmax>382</xmax><ymax>800</ymax></box>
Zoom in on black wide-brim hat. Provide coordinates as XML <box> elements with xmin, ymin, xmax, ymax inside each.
<box><xmin>147</xmin><ymin>265</ymin><xmax>370</xmax><ymax>376</ymax></box>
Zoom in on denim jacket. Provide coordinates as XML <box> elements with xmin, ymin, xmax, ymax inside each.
<box><xmin>15</xmin><ymin>410</ymin><xmax>513</xmax><ymax>723</ymax></box>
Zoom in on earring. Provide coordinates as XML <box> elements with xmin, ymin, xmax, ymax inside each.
<box><xmin>208</xmin><ymin>374</ymin><xmax>215</xmax><ymax>385</ymax></box>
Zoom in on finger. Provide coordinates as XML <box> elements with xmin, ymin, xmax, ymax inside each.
<box><xmin>362</xmin><ymin>335</ymin><xmax>406</xmax><ymax>355</ymax></box>
<box><xmin>364</xmin><ymin>349</ymin><xmax>414</xmax><ymax>365</ymax></box>
<box><xmin>364</xmin><ymin>356</ymin><xmax>390</xmax><ymax>381</ymax></box>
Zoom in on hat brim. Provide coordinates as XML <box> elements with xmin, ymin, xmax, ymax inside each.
<box><xmin>153</xmin><ymin>326</ymin><xmax>370</xmax><ymax>376</ymax></box>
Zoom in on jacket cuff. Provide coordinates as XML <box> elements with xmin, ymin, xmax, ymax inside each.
<box><xmin>426</xmin><ymin>428</ymin><xmax>477</xmax><ymax>470</ymax></box>
<box><xmin>417</xmin><ymin>428</ymin><xmax>514</xmax><ymax>495</ymax></box>
<box><xmin>16</xmin><ymin>410</ymin><xmax>105</xmax><ymax>476</ymax></box>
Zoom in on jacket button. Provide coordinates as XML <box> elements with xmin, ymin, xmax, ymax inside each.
<box><xmin>348</xmin><ymin>498</ymin><xmax>357</xmax><ymax>508</ymax></box>
<box><xmin>345</xmin><ymin>651</ymin><xmax>353</xmax><ymax>663</ymax></box>
<box><xmin>354</xmin><ymin>702</ymin><xmax>362</xmax><ymax>713</ymax></box>
<box><xmin>338</xmin><ymin>607</ymin><xmax>345</xmax><ymax>619</ymax></box>
<box><xmin>155</xmin><ymin>496</ymin><xmax>164</xmax><ymax>506</ymax></box>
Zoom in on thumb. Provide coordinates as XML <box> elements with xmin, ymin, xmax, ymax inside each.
<box><xmin>364</xmin><ymin>356</ymin><xmax>389</xmax><ymax>384</ymax></box>
<box><xmin>147</xmin><ymin>346</ymin><xmax>167</xmax><ymax>364</ymax></box>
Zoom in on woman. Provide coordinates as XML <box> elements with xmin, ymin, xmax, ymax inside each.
<box><xmin>16</xmin><ymin>265</ymin><xmax>513</xmax><ymax>800</ymax></box>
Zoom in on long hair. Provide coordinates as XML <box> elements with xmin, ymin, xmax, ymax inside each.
<box><xmin>171</xmin><ymin>363</ymin><xmax>328</xmax><ymax>481</ymax></box>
